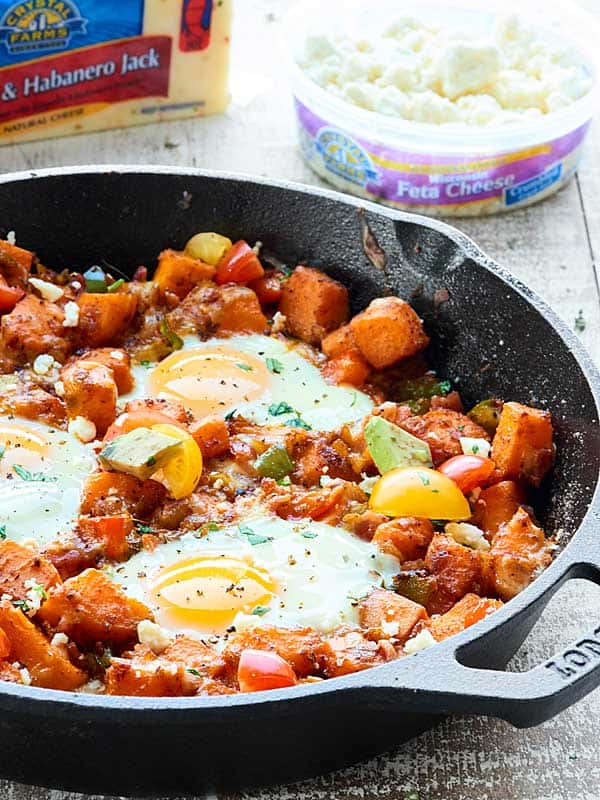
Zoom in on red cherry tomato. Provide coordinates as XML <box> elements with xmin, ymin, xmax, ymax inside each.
<box><xmin>103</xmin><ymin>410</ymin><xmax>186</xmax><ymax>442</ymax></box>
<box><xmin>237</xmin><ymin>648</ymin><xmax>297</xmax><ymax>693</ymax></box>
<box><xmin>437</xmin><ymin>455</ymin><xmax>495</xmax><ymax>493</ymax></box>
<box><xmin>0</xmin><ymin>275</ymin><xmax>24</xmax><ymax>313</ymax></box>
<box><xmin>215</xmin><ymin>240</ymin><xmax>264</xmax><ymax>285</ymax></box>
<box><xmin>248</xmin><ymin>270</ymin><xmax>283</xmax><ymax>305</ymax></box>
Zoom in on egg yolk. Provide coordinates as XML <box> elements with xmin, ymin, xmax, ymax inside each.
<box><xmin>0</xmin><ymin>422</ymin><xmax>50</xmax><ymax>478</ymax></box>
<box><xmin>150</xmin><ymin>555</ymin><xmax>275</xmax><ymax>633</ymax></box>
<box><xmin>148</xmin><ymin>346</ymin><xmax>271</xmax><ymax>418</ymax></box>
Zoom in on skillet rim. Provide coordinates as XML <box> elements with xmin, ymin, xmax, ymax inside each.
<box><xmin>0</xmin><ymin>163</ymin><xmax>597</xmax><ymax>713</ymax></box>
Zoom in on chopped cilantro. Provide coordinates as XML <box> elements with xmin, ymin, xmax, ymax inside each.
<box><xmin>438</xmin><ymin>380</ymin><xmax>452</xmax><ymax>395</ymax></box>
<box><xmin>268</xmin><ymin>401</ymin><xmax>294</xmax><ymax>416</ymax></box>
<box><xmin>0</xmin><ymin>525</ymin><xmax>5</xmax><ymax>540</ymax></box>
<box><xmin>13</xmin><ymin>465</ymin><xmax>57</xmax><ymax>482</ymax></box>
<box><xmin>301</xmin><ymin>530</ymin><xmax>318</xmax><ymax>539</ymax></box>
<box><xmin>186</xmin><ymin>668</ymin><xmax>201</xmax><ymax>677</ymax></box>
<box><xmin>30</xmin><ymin>584</ymin><xmax>47</xmax><ymax>600</ymax></box>
<box><xmin>224</xmin><ymin>409</ymin><xmax>237</xmax><ymax>422</ymax></box>
<box><xmin>287</xmin><ymin>417</ymin><xmax>311</xmax><ymax>430</ymax></box>
<box><xmin>206</xmin><ymin>522</ymin><xmax>220</xmax><ymax>532</ymax></box>
<box><xmin>146</xmin><ymin>456</ymin><xmax>157</xmax><ymax>467</ymax></box>
<box><xmin>0</xmin><ymin>446</ymin><xmax>5</xmax><ymax>461</ymax></box>
<box><xmin>159</xmin><ymin>317</ymin><xmax>183</xmax><ymax>351</ymax></box>
<box><xmin>417</xmin><ymin>472</ymin><xmax>430</xmax><ymax>486</ymax></box>
<box><xmin>140</xmin><ymin>360</ymin><xmax>152</xmax><ymax>368</ymax></box>
<box><xmin>236</xmin><ymin>363</ymin><xmax>253</xmax><ymax>372</ymax></box>
<box><xmin>238</xmin><ymin>523</ymin><xmax>273</xmax><ymax>546</ymax></box>
<box><xmin>575</xmin><ymin>310</ymin><xmax>586</xmax><ymax>332</ymax></box>
<box><xmin>12</xmin><ymin>599</ymin><xmax>30</xmax><ymax>613</ymax></box>
<box><xmin>251</xmin><ymin>606</ymin><xmax>270</xmax><ymax>616</ymax></box>
<box><xmin>136</xmin><ymin>523</ymin><xmax>154</xmax><ymax>534</ymax></box>
<box><xmin>266</xmin><ymin>357</ymin><xmax>284</xmax><ymax>374</ymax></box>
<box><xmin>107</xmin><ymin>278</ymin><xmax>125</xmax><ymax>293</ymax></box>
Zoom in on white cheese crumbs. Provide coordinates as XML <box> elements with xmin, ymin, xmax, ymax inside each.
<box><xmin>68</xmin><ymin>416</ymin><xmax>97</xmax><ymax>444</ymax></box>
<box><xmin>71</xmin><ymin>281</ymin><xmax>82</xmax><ymax>291</ymax></box>
<box><xmin>359</xmin><ymin>475</ymin><xmax>379</xmax><ymax>495</ymax></box>
<box><xmin>23</xmin><ymin>579</ymin><xmax>45</xmax><ymax>614</ymax></box>
<box><xmin>51</xmin><ymin>632</ymin><xmax>69</xmax><ymax>648</ymax></box>
<box><xmin>319</xmin><ymin>474</ymin><xmax>336</xmax><ymax>488</ymax></box>
<box><xmin>1</xmin><ymin>593</ymin><xmax>13</xmax><ymax>601</ymax></box>
<box><xmin>270</xmin><ymin>311</ymin><xmax>287</xmax><ymax>334</ymax></box>
<box><xmin>6</xmin><ymin>230</ymin><xmax>15</xmax><ymax>245</ymax></box>
<box><xmin>62</xmin><ymin>301</ymin><xmax>80</xmax><ymax>328</ymax></box>
<box><xmin>137</xmin><ymin>619</ymin><xmax>173</xmax><ymax>654</ymax></box>
<box><xmin>404</xmin><ymin>628</ymin><xmax>436</xmax><ymax>654</ymax></box>
<box><xmin>110</xmin><ymin>350</ymin><xmax>125</xmax><ymax>360</ymax></box>
<box><xmin>460</xmin><ymin>437</ymin><xmax>491</xmax><ymax>458</ymax></box>
<box><xmin>381</xmin><ymin>619</ymin><xmax>400</xmax><ymax>637</ymax></box>
<box><xmin>28</xmin><ymin>277</ymin><xmax>64</xmax><ymax>302</ymax></box>
<box><xmin>19</xmin><ymin>667</ymin><xmax>31</xmax><ymax>686</ymax></box>
<box><xmin>299</xmin><ymin>14</ymin><xmax>593</xmax><ymax>126</ymax></box>
<box><xmin>54</xmin><ymin>380</ymin><xmax>65</xmax><ymax>397</ymax></box>
<box><xmin>446</xmin><ymin>522</ymin><xmax>491</xmax><ymax>552</ymax></box>
<box><xmin>33</xmin><ymin>353</ymin><xmax>59</xmax><ymax>376</ymax></box>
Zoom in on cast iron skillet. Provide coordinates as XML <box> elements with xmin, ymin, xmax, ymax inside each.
<box><xmin>0</xmin><ymin>166</ymin><xmax>598</xmax><ymax>797</ymax></box>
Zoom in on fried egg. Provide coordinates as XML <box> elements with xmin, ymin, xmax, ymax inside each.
<box><xmin>0</xmin><ymin>416</ymin><xmax>96</xmax><ymax>547</ymax></box>
<box><xmin>123</xmin><ymin>333</ymin><xmax>373</xmax><ymax>431</ymax></box>
<box><xmin>110</xmin><ymin>514</ymin><xmax>399</xmax><ymax>637</ymax></box>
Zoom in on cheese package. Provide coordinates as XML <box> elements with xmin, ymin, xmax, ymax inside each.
<box><xmin>0</xmin><ymin>0</ymin><xmax>232</xmax><ymax>144</ymax></box>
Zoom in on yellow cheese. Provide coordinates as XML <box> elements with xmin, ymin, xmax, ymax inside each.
<box><xmin>0</xmin><ymin>0</ymin><xmax>232</xmax><ymax>144</ymax></box>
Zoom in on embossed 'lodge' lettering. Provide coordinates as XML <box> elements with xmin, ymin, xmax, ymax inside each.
<box><xmin>546</xmin><ymin>628</ymin><xmax>600</xmax><ymax>679</ymax></box>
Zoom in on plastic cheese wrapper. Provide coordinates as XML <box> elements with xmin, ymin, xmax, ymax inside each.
<box><xmin>0</xmin><ymin>0</ymin><xmax>231</xmax><ymax>145</ymax></box>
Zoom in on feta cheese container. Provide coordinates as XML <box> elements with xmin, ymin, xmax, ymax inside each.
<box><xmin>287</xmin><ymin>0</ymin><xmax>599</xmax><ymax>217</ymax></box>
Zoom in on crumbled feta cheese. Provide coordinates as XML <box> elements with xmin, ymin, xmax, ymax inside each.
<box><xmin>51</xmin><ymin>632</ymin><xmax>69</xmax><ymax>648</ymax></box>
<box><xmin>33</xmin><ymin>353</ymin><xmax>58</xmax><ymax>376</ymax></box>
<box><xmin>299</xmin><ymin>14</ymin><xmax>592</xmax><ymax>126</ymax></box>
<box><xmin>446</xmin><ymin>522</ymin><xmax>491</xmax><ymax>552</ymax></box>
<box><xmin>68</xmin><ymin>416</ymin><xmax>97</xmax><ymax>443</ymax></box>
<box><xmin>404</xmin><ymin>628</ymin><xmax>436</xmax><ymax>654</ymax></box>
<box><xmin>6</xmin><ymin>230</ymin><xmax>15</xmax><ymax>245</ymax></box>
<box><xmin>24</xmin><ymin>578</ymin><xmax>45</xmax><ymax>613</ymax></box>
<box><xmin>381</xmin><ymin>619</ymin><xmax>400</xmax><ymax>637</ymax></box>
<box><xmin>137</xmin><ymin>619</ymin><xmax>172</xmax><ymax>653</ymax></box>
<box><xmin>359</xmin><ymin>475</ymin><xmax>378</xmax><ymax>495</ymax></box>
<box><xmin>460</xmin><ymin>437</ymin><xmax>491</xmax><ymax>457</ymax></box>
<box><xmin>29</xmin><ymin>277</ymin><xmax>64</xmax><ymax>302</ymax></box>
<box><xmin>270</xmin><ymin>311</ymin><xmax>287</xmax><ymax>334</ymax></box>
<box><xmin>62</xmin><ymin>301</ymin><xmax>80</xmax><ymax>328</ymax></box>
<box><xmin>19</xmin><ymin>667</ymin><xmax>31</xmax><ymax>686</ymax></box>
<box><xmin>54</xmin><ymin>380</ymin><xmax>65</xmax><ymax>397</ymax></box>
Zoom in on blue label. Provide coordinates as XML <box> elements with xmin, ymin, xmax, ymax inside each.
<box><xmin>315</xmin><ymin>127</ymin><xmax>379</xmax><ymax>188</ymax></box>
<box><xmin>0</xmin><ymin>0</ymin><xmax>145</xmax><ymax>66</ymax></box>
<box><xmin>505</xmin><ymin>162</ymin><xmax>563</xmax><ymax>207</ymax></box>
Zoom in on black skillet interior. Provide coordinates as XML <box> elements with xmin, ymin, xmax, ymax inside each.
<box><xmin>0</xmin><ymin>168</ymin><xmax>597</xmax><ymax>796</ymax></box>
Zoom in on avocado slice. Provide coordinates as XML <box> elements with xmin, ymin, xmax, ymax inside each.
<box><xmin>99</xmin><ymin>427</ymin><xmax>182</xmax><ymax>480</ymax></box>
<box><xmin>364</xmin><ymin>416</ymin><xmax>432</xmax><ymax>474</ymax></box>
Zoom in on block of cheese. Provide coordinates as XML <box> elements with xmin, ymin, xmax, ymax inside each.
<box><xmin>0</xmin><ymin>0</ymin><xmax>231</xmax><ymax>145</ymax></box>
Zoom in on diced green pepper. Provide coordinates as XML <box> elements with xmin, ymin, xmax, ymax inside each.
<box><xmin>396</xmin><ymin>375</ymin><xmax>452</xmax><ymax>402</ymax></box>
<box><xmin>159</xmin><ymin>317</ymin><xmax>183</xmax><ymax>351</ymax></box>
<box><xmin>254</xmin><ymin>445</ymin><xmax>294</xmax><ymax>480</ymax></box>
<box><xmin>83</xmin><ymin>265</ymin><xmax>107</xmax><ymax>293</ymax></box>
<box><xmin>392</xmin><ymin>572</ymin><xmax>435</xmax><ymax>606</ymax></box>
<box><xmin>467</xmin><ymin>399</ymin><xmax>503</xmax><ymax>436</ymax></box>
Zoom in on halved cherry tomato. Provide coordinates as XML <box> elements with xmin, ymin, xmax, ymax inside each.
<box><xmin>103</xmin><ymin>410</ymin><xmax>186</xmax><ymax>443</ymax></box>
<box><xmin>369</xmin><ymin>466</ymin><xmax>470</xmax><ymax>520</ymax></box>
<box><xmin>237</xmin><ymin>648</ymin><xmax>297</xmax><ymax>693</ymax></box>
<box><xmin>151</xmin><ymin>422</ymin><xmax>203</xmax><ymax>500</ymax></box>
<box><xmin>215</xmin><ymin>240</ymin><xmax>264</xmax><ymax>285</ymax></box>
<box><xmin>437</xmin><ymin>455</ymin><xmax>495</xmax><ymax>494</ymax></box>
<box><xmin>0</xmin><ymin>275</ymin><xmax>24</xmax><ymax>313</ymax></box>
<box><xmin>248</xmin><ymin>270</ymin><xmax>283</xmax><ymax>305</ymax></box>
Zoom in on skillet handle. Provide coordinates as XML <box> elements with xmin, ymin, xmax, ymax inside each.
<box><xmin>364</xmin><ymin>541</ymin><xmax>600</xmax><ymax>728</ymax></box>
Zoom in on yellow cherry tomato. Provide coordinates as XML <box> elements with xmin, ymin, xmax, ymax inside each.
<box><xmin>184</xmin><ymin>232</ymin><xmax>232</xmax><ymax>266</ymax></box>
<box><xmin>151</xmin><ymin>423</ymin><xmax>203</xmax><ymax>500</ymax></box>
<box><xmin>369</xmin><ymin>466</ymin><xmax>470</xmax><ymax>520</ymax></box>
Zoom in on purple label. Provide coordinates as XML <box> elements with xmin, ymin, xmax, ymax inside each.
<box><xmin>295</xmin><ymin>98</ymin><xmax>590</xmax><ymax>209</ymax></box>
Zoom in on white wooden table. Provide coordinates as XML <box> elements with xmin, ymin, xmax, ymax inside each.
<box><xmin>0</xmin><ymin>1</ymin><xmax>599</xmax><ymax>798</ymax></box>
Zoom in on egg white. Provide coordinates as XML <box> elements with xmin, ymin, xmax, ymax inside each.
<box><xmin>123</xmin><ymin>333</ymin><xmax>373</xmax><ymax>432</ymax></box>
<box><xmin>0</xmin><ymin>416</ymin><xmax>96</xmax><ymax>548</ymax></box>
<box><xmin>109</xmin><ymin>514</ymin><xmax>399</xmax><ymax>637</ymax></box>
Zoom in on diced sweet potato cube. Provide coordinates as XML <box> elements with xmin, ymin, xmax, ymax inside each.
<box><xmin>77</xmin><ymin>514</ymin><xmax>135</xmax><ymax>562</ymax></box>
<box><xmin>61</xmin><ymin>360</ymin><xmax>117</xmax><ymax>436</ymax></box>
<box><xmin>76</xmin><ymin>348</ymin><xmax>133</xmax><ymax>394</ymax></box>
<box><xmin>0</xmin><ymin>240</ymin><xmax>33</xmax><ymax>288</ymax></box>
<box><xmin>472</xmin><ymin>480</ymin><xmax>526</xmax><ymax>538</ymax></box>
<box><xmin>321</xmin><ymin>323</ymin><xmax>357</xmax><ymax>358</ymax></box>
<box><xmin>491</xmin><ymin>402</ymin><xmax>554</xmax><ymax>487</ymax></box>
<box><xmin>217</xmin><ymin>285</ymin><xmax>268</xmax><ymax>334</ymax></box>
<box><xmin>37</xmin><ymin>568</ymin><xmax>152</xmax><ymax>647</ymax></box>
<box><xmin>486</xmin><ymin>507</ymin><xmax>552</xmax><ymax>600</ymax></box>
<box><xmin>161</xmin><ymin>635</ymin><xmax>225</xmax><ymax>678</ymax></box>
<box><xmin>401</xmin><ymin>409</ymin><xmax>490</xmax><ymax>466</ymax></box>
<box><xmin>154</xmin><ymin>249</ymin><xmax>215</xmax><ymax>301</ymax></box>
<box><xmin>279</xmin><ymin>266</ymin><xmax>349</xmax><ymax>345</ymax></box>
<box><xmin>372</xmin><ymin>517</ymin><xmax>434</xmax><ymax>563</ymax></box>
<box><xmin>223</xmin><ymin>625</ymin><xmax>322</xmax><ymax>678</ymax></box>
<box><xmin>1</xmin><ymin>294</ymin><xmax>73</xmax><ymax>363</ymax></box>
<box><xmin>106</xmin><ymin>657</ymin><xmax>191</xmax><ymax>697</ymax></box>
<box><xmin>350</xmin><ymin>297</ymin><xmax>429</xmax><ymax>369</ymax></box>
<box><xmin>0</xmin><ymin>540</ymin><xmax>62</xmax><ymax>600</ymax></box>
<box><xmin>358</xmin><ymin>587</ymin><xmax>427</xmax><ymax>643</ymax></box>
<box><xmin>189</xmin><ymin>414</ymin><xmax>230</xmax><ymax>458</ymax></box>
<box><xmin>77</xmin><ymin>292</ymin><xmax>138</xmax><ymax>348</ymax></box>
<box><xmin>425</xmin><ymin>533</ymin><xmax>484</xmax><ymax>604</ymax></box>
<box><xmin>0</xmin><ymin>661</ymin><xmax>23</xmax><ymax>683</ymax></box>
<box><xmin>80</xmin><ymin>472</ymin><xmax>167</xmax><ymax>519</ymax></box>
<box><xmin>0</xmin><ymin>601</ymin><xmax>84</xmax><ymax>690</ymax></box>
<box><xmin>316</xmin><ymin>629</ymin><xmax>389</xmax><ymax>677</ymax></box>
<box><xmin>322</xmin><ymin>349</ymin><xmax>370</xmax><ymax>387</ymax></box>
<box><xmin>123</xmin><ymin>397</ymin><xmax>189</xmax><ymax>424</ymax></box>
<box><xmin>428</xmin><ymin>593</ymin><xmax>503</xmax><ymax>641</ymax></box>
